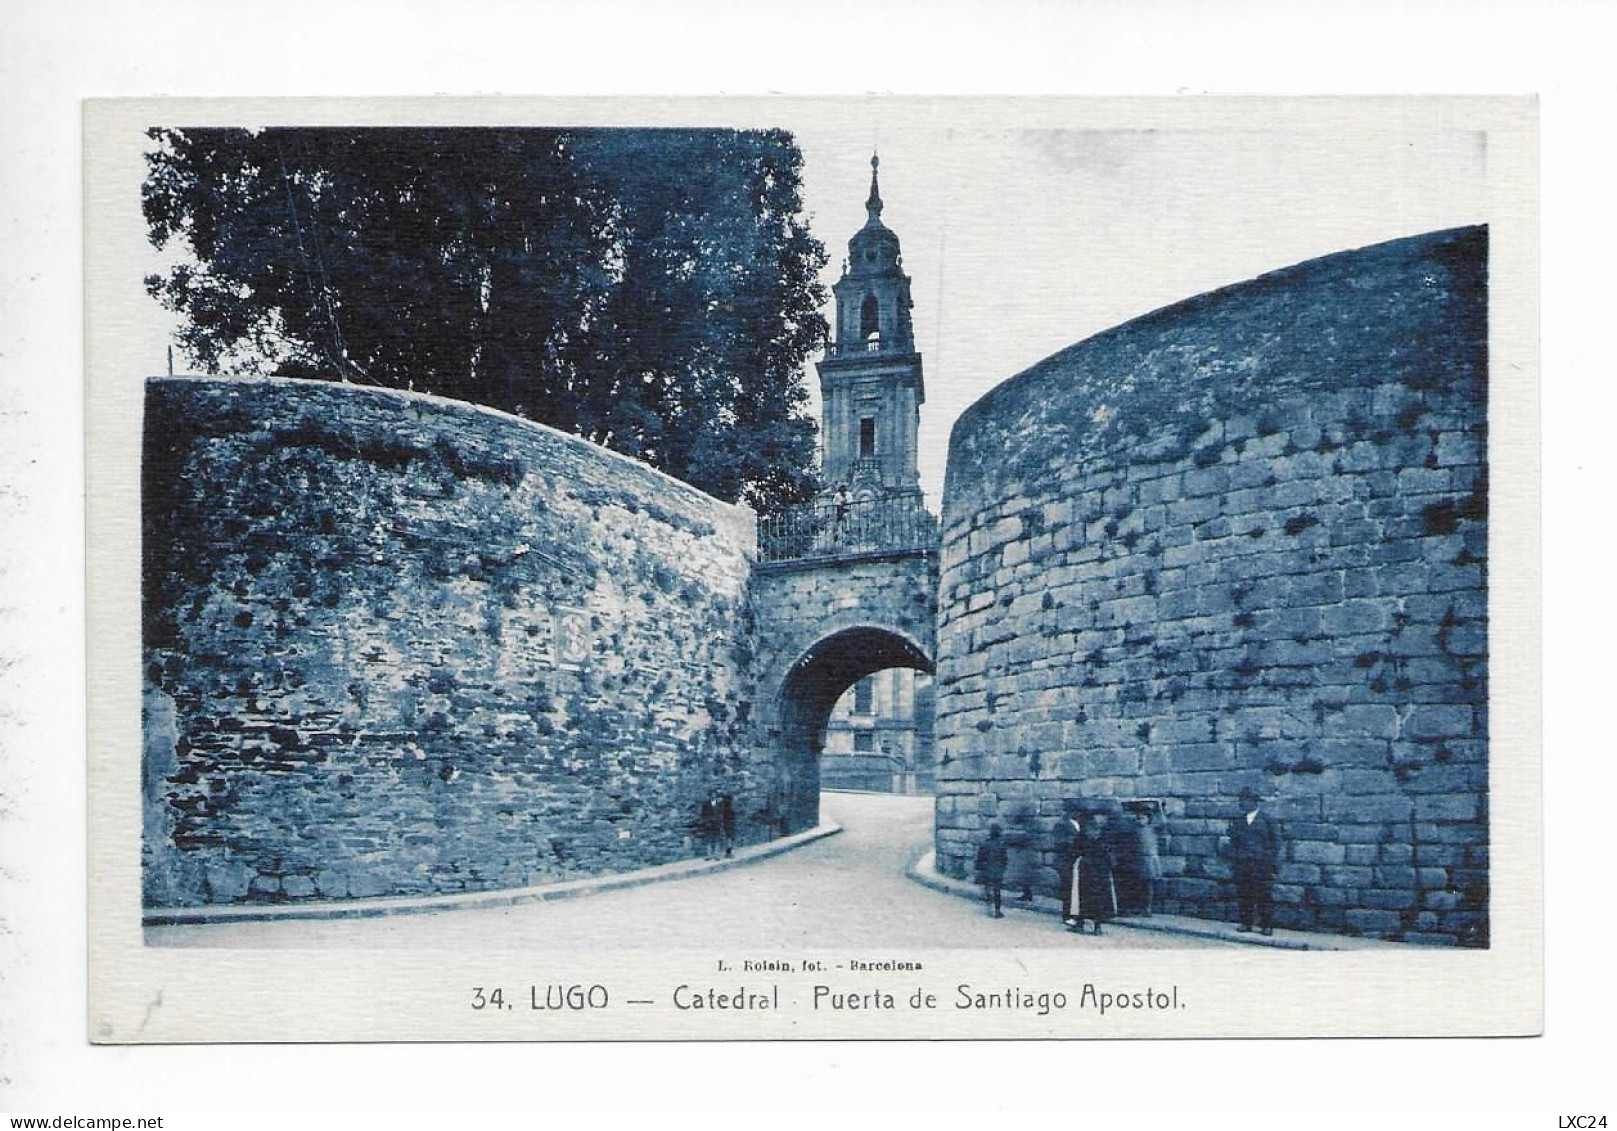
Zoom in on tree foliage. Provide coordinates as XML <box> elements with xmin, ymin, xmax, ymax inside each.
<box><xmin>143</xmin><ymin>127</ymin><xmax>828</xmax><ymax>511</ymax></box>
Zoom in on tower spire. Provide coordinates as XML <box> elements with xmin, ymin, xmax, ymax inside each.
<box><xmin>819</xmin><ymin>151</ymin><xmax>923</xmax><ymax>503</ymax></box>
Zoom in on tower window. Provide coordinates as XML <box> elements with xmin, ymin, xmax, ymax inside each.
<box><xmin>853</xmin><ymin>731</ymin><xmax>874</xmax><ymax>753</ymax></box>
<box><xmin>853</xmin><ymin>677</ymin><xmax>874</xmax><ymax>715</ymax></box>
<box><xmin>860</xmin><ymin>294</ymin><xmax>880</xmax><ymax>340</ymax></box>
<box><xmin>859</xmin><ymin>417</ymin><xmax>876</xmax><ymax>458</ymax></box>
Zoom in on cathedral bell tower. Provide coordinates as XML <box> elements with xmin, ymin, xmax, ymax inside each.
<box><xmin>817</xmin><ymin>154</ymin><xmax>925</xmax><ymax>505</ymax></box>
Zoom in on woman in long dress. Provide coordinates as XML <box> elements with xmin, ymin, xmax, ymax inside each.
<box><xmin>1067</xmin><ymin>809</ymin><xmax>1119</xmax><ymax>935</ymax></box>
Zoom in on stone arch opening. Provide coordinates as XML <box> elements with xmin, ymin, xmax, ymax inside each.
<box><xmin>771</xmin><ymin>625</ymin><xmax>934</xmax><ymax>834</ymax></box>
<box><xmin>860</xmin><ymin>294</ymin><xmax>881</xmax><ymax>341</ymax></box>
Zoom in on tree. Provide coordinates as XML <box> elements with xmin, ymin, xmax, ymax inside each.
<box><xmin>143</xmin><ymin>127</ymin><xmax>828</xmax><ymax>511</ymax></box>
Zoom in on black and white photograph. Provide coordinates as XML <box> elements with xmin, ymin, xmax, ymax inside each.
<box><xmin>82</xmin><ymin>96</ymin><xmax>1537</xmax><ymax>1044</ymax></box>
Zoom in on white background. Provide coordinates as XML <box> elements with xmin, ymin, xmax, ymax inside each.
<box><xmin>1</xmin><ymin>0</ymin><xmax>1607</xmax><ymax>1122</ymax></box>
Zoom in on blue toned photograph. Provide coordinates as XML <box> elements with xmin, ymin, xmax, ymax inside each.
<box><xmin>135</xmin><ymin>119</ymin><xmax>1491</xmax><ymax>958</ymax></box>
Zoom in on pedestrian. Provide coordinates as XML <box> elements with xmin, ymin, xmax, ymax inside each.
<box><xmin>718</xmin><ymin>791</ymin><xmax>736</xmax><ymax>858</ymax></box>
<box><xmin>1068</xmin><ymin>804</ymin><xmax>1120</xmax><ymax>935</ymax></box>
<box><xmin>832</xmin><ymin>482</ymin><xmax>852</xmax><ymax>536</ymax></box>
<box><xmin>1002</xmin><ymin>811</ymin><xmax>1036</xmax><ymax>904</ymax></box>
<box><xmin>974</xmin><ymin>823</ymin><xmax>1009</xmax><ymax>918</ymax></box>
<box><xmin>697</xmin><ymin>790</ymin><xmax>723</xmax><ymax>860</ymax></box>
<box><xmin>1134</xmin><ymin>807</ymin><xmax>1163</xmax><ymax>917</ymax></box>
<box><xmin>1053</xmin><ymin>801</ymin><xmax>1083</xmax><ymax>926</ymax></box>
<box><xmin>1110</xmin><ymin>807</ymin><xmax>1147</xmax><ymax>916</ymax></box>
<box><xmin>1226</xmin><ymin>787</ymin><xmax>1280</xmax><ymax>935</ymax></box>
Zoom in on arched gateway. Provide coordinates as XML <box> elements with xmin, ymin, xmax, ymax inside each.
<box><xmin>751</xmin><ymin>556</ymin><xmax>938</xmax><ymax>833</ymax></box>
<box><xmin>750</xmin><ymin>154</ymin><xmax>940</xmax><ymax>833</ymax></box>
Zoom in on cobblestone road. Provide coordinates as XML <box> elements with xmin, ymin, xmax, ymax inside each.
<box><xmin>148</xmin><ymin>792</ymin><xmax>1234</xmax><ymax>950</ymax></box>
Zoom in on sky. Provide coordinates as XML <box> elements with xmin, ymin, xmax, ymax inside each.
<box><xmin>789</xmin><ymin>116</ymin><xmax>1491</xmax><ymax>505</ymax></box>
<box><xmin>134</xmin><ymin>107</ymin><xmax>1494</xmax><ymax>509</ymax></box>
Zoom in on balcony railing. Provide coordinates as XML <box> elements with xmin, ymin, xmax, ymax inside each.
<box><xmin>757</xmin><ymin>495</ymin><xmax>938</xmax><ymax>564</ymax></box>
<box><xmin>823</xmin><ymin>338</ymin><xmax>908</xmax><ymax>358</ymax></box>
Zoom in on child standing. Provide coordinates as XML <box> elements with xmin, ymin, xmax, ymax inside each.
<box><xmin>975</xmin><ymin>823</ymin><xmax>1009</xmax><ymax>918</ymax></box>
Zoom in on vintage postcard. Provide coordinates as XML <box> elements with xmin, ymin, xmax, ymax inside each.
<box><xmin>85</xmin><ymin>95</ymin><xmax>1540</xmax><ymax>1042</ymax></box>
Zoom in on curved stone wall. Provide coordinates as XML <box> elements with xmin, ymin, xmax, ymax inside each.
<box><xmin>142</xmin><ymin>376</ymin><xmax>762</xmax><ymax>908</ymax></box>
<box><xmin>935</xmin><ymin>227</ymin><xmax>1489</xmax><ymax>945</ymax></box>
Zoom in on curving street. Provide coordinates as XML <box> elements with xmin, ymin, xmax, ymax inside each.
<box><xmin>146</xmin><ymin>791</ymin><xmax>1235</xmax><ymax>950</ymax></box>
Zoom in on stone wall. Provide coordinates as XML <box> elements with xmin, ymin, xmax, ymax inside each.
<box><xmin>143</xmin><ymin>376</ymin><xmax>763</xmax><ymax>908</ymax></box>
<box><xmin>934</xmin><ymin>227</ymin><xmax>1489</xmax><ymax>945</ymax></box>
<box><xmin>751</xmin><ymin>554</ymin><xmax>939</xmax><ymax>695</ymax></box>
<box><xmin>749</xmin><ymin>552</ymin><xmax>938</xmax><ymax>830</ymax></box>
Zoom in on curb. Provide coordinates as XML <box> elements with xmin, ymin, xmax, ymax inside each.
<box><xmin>905</xmin><ymin>850</ymin><xmax>1399</xmax><ymax>951</ymax></box>
<box><xmin>144</xmin><ymin>821</ymin><xmax>843</xmax><ymax>927</ymax></box>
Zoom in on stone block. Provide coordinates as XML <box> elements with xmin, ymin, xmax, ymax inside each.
<box><xmin>1284</xmin><ymin>572</ymin><xmax>1346</xmax><ymax>608</ymax></box>
<box><xmin>1325</xmin><ymin>708</ymin><xmax>1403</xmax><ymax>744</ymax></box>
<box><xmin>1337</xmin><ymin>768</ymin><xmax>1397</xmax><ymax>795</ymax></box>
<box><xmin>1343</xmin><ymin>845</ymin><xmax>1379</xmax><ymax>867</ymax></box>
<box><xmin>1263</xmin><ymin>638</ymin><xmax>1333</xmax><ymax>668</ymax></box>
<box><xmin>1270</xmin><ymin>801</ymin><xmax>1326</xmax><ymax>825</ymax></box>
<box><xmin>1323</xmin><ymin>864</ymin><xmax>1375</xmax><ymax>887</ymax></box>
<box><xmin>1321</xmin><ymin>599</ymin><xmax>1395</xmax><ymax>638</ymax></box>
<box><xmin>1441</xmin><ymin>623</ymin><xmax>1487</xmax><ymax>657</ymax></box>
<box><xmin>1416</xmin><ymin>847</ymin><xmax>1468</xmax><ymax>873</ymax></box>
<box><xmin>1174</xmin><ymin>835</ymin><xmax>1221</xmax><ymax>861</ymax></box>
<box><xmin>1307</xmin><ymin>885</ymin><xmax>1351</xmax><ymax>907</ymax></box>
<box><xmin>1314</xmin><ymin>739</ymin><xmax>1394</xmax><ymax>769</ymax></box>
<box><xmin>1379</xmin><ymin>843</ymin><xmax>1414</xmax><ymax>865</ymax></box>
<box><xmin>1414</xmin><ymin>793</ymin><xmax>1480</xmax><ymax>822</ymax></box>
<box><xmin>1267</xmin><ymin>818</ymin><xmax>1332</xmax><ymax>847</ymax></box>
<box><xmin>1343</xmin><ymin>909</ymin><xmax>1402</xmax><ymax>935</ymax></box>
<box><xmin>1291</xmin><ymin>840</ymin><xmax>1346</xmax><ymax>866</ymax></box>
<box><xmin>1272</xmin><ymin>883</ymin><xmax>1306</xmax><ymax>905</ymax></box>
<box><xmin>989</xmin><ymin>515</ymin><xmax>1023</xmax><ymax>547</ymax></box>
<box><xmin>1088</xmin><ymin>747</ymin><xmax>1142</xmax><ymax>776</ymax></box>
<box><xmin>1434</xmin><ymin>431</ymin><xmax>1480</xmax><ymax>468</ymax></box>
<box><xmin>314</xmin><ymin>869</ymin><xmax>350</xmax><ymax>899</ymax></box>
<box><xmin>205</xmin><ymin>862</ymin><xmax>252</xmax><ymax>901</ymax></box>
<box><xmin>1360</xmin><ymin>887</ymin><xmax>1417</xmax><ymax>910</ymax></box>
<box><xmin>1324</xmin><ymin>793</ymin><xmax>1412</xmax><ymax>823</ymax></box>
<box><xmin>1168</xmin><ymin>877</ymin><xmax>1223</xmax><ymax>902</ymax></box>
<box><xmin>1403</xmin><ymin>705</ymin><xmax>1476</xmax><ymax>741</ymax></box>
<box><xmin>1329</xmin><ymin>517</ymin><xmax>1384</xmax><ymax>549</ymax></box>
<box><xmin>1157</xmin><ymin>715</ymin><xmax>1218</xmax><ymax>745</ymax></box>
<box><xmin>1399</xmin><ymin>763</ymin><xmax>1487</xmax><ymax>795</ymax></box>
<box><xmin>1374</xmin><ymin>865</ymin><xmax>1416</xmax><ymax>887</ymax></box>
<box><xmin>1397</xmin><ymin>467</ymin><xmax>1456</xmax><ymax>496</ymax></box>
<box><xmin>1254</xmin><ymin>606</ymin><xmax>1323</xmax><ymax>640</ymax></box>
<box><xmin>1417</xmin><ymin>867</ymin><xmax>1450</xmax><ymax>889</ymax></box>
<box><xmin>1182</xmin><ymin>467</ymin><xmax>1231</xmax><ymax>498</ymax></box>
<box><xmin>1042</xmin><ymin>499</ymin><xmax>1074</xmax><ymax>529</ymax></box>
<box><xmin>1168</xmin><ymin>743</ymin><xmax>1232</xmax><ymax>772</ymax></box>
<box><xmin>1428</xmin><ymin>564</ymin><xmax>1484</xmax><ymax>594</ymax></box>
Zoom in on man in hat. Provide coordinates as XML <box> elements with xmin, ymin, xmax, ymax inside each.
<box><xmin>1227</xmin><ymin>787</ymin><xmax>1281</xmax><ymax>935</ymax></box>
